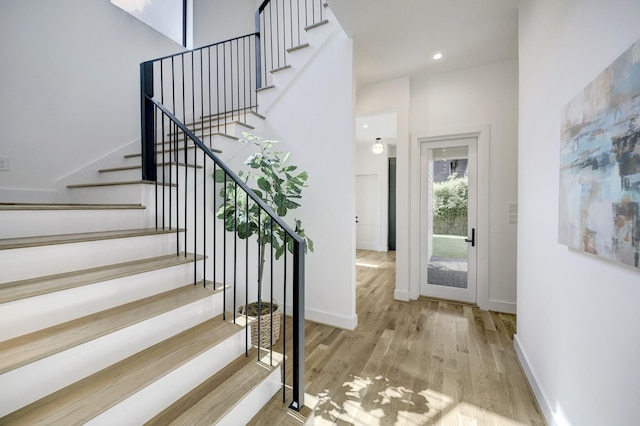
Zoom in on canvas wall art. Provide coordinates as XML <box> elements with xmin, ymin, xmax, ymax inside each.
<box><xmin>559</xmin><ymin>38</ymin><xmax>640</xmax><ymax>269</ymax></box>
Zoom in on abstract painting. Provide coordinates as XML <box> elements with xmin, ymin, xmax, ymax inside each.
<box><xmin>559</xmin><ymin>39</ymin><xmax>640</xmax><ymax>269</ymax></box>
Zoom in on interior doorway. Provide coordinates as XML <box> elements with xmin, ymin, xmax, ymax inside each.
<box><xmin>356</xmin><ymin>174</ymin><xmax>381</xmax><ymax>250</ymax></box>
<box><xmin>420</xmin><ymin>137</ymin><xmax>478</xmax><ymax>304</ymax></box>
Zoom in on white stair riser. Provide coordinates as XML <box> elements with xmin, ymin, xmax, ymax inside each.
<box><xmin>85</xmin><ymin>325</ymin><xmax>250</xmax><ymax>425</ymax></box>
<box><xmin>0</xmin><ymin>261</ymin><xmax>203</xmax><ymax>341</ymax></box>
<box><xmin>223</xmin><ymin>365</ymin><xmax>282</xmax><ymax>425</ymax></box>
<box><xmin>0</xmin><ymin>291</ymin><xmax>223</xmax><ymax>417</ymax></box>
<box><xmin>1</xmin><ymin>233</ymin><xmax>183</xmax><ymax>284</ymax></box>
<box><xmin>64</xmin><ymin>182</ymin><xmax>163</xmax><ymax>205</ymax></box>
<box><xmin>96</xmin><ymin>168</ymin><xmax>143</xmax><ymax>182</ymax></box>
<box><xmin>0</xmin><ymin>209</ymin><xmax>150</xmax><ymax>239</ymax></box>
<box><xmin>270</xmin><ymin>66</ymin><xmax>296</xmax><ymax>92</ymax></box>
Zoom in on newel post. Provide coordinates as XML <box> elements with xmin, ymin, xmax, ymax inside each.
<box><xmin>140</xmin><ymin>61</ymin><xmax>156</xmax><ymax>182</ymax></box>
<box><xmin>290</xmin><ymin>239</ymin><xmax>306</xmax><ymax>411</ymax></box>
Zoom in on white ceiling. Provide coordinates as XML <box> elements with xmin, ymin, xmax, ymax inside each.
<box><xmin>329</xmin><ymin>0</ymin><xmax>521</xmax><ymax>87</ymax></box>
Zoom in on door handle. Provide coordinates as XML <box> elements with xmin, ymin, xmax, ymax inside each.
<box><xmin>465</xmin><ymin>228</ymin><xmax>475</xmax><ymax>247</ymax></box>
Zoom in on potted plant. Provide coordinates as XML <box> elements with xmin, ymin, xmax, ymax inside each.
<box><xmin>214</xmin><ymin>133</ymin><xmax>313</xmax><ymax>347</ymax></box>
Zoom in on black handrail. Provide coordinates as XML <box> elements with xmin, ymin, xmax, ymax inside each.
<box><xmin>145</xmin><ymin>94</ymin><xmax>306</xmax><ymax>411</ymax></box>
<box><xmin>138</xmin><ymin>0</ymin><xmax>331</xmax><ymax>412</ymax></box>
<box><xmin>149</xmin><ymin>97</ymin><xmax>303</xmax><ymax>243</ymax></box>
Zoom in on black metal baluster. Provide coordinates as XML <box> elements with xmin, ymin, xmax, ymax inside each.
<box><xmin>269</xmin><ymin>218</ymin><xmax>274</xmax><ymax>364</ymax></box>
<box><xmin>223</xmin><ymin>173</ymin><xmax>228</xmax><ymax>321</ymax></box>
<box><xmin>213</xmin><ymin>163</ymin><xmax>217</xmax><ymax>290</ymax></box>
<box><xmin>282</xmin><ymin>231</ymin><xmax>287</xmax><ymax>402</ymax></box>
<box><xmin>233</xmin><ymin>181</ymin><xmax>238</xmax><ymax>322</ymax></box>
<box><xmin>257</xmin><ymin>209</ymin><xmax>262</xmax><ymax>358</ymax></box>
<box><xmin>236</xmin><ymin>39</ymin><xmax>240</xmax><ymax>124</ymax></box>
<box><xmin>208</xmin><ymin>47</ymin><xmax>212</xmax><ymax>148</ymax></box>
<box><xmin>216</xmin><ymin>44</ymin><xmax>220</xmax><ymax>138</ymax></box>
<box><xmin>244</xmin><ymin>192</ymin><xmax>249</xmax><ymax>354</ymax></box>
<box><xmin>223</xmin><ymin>43</ymin><xmax>227</xmax><ymax>134</ymax></box>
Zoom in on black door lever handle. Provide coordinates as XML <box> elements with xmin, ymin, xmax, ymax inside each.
<box><xmin>465</xmin><ymin>228</ymin><xmax>476</xmax><ymax>247</ymax></box>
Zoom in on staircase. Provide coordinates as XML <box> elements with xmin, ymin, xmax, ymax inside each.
<box><xmin>0</xmin><ymin>1</ymin><xmax>339</xmax><ymax>423</ymax></box>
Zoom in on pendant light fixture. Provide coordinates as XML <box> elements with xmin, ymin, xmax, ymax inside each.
<box><xmin>372</xmin><ymin>137</ymin><xmax>384</xmax><ymax>154</ymax></box>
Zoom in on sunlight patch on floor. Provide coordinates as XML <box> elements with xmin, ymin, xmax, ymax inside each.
<box><xmin>314</xmin><ymin>375</ymin><xmax>529</xmax><ymax>426</ymax></box>
<box><xmin>355</xmin><ymin>261</ymin><xmax>381</xmax><ymax>268</ymax></box>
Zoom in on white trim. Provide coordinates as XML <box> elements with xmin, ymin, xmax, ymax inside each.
<box><xmin>303</xmin><ymin>306</ymin><xmax>358</xmax><ymax>330</ymax></box>
<box><xmin>410</xmin><ymin>125</ymin><xmax>491</xmax><ymax>309</ymax></box>
<box><xmin>419</xmin><ymin>137</ymin><xmax>478</xmax><ymax>304</ymax></box>
<box><xmin>486</xmin><ymin>300</ymin><xmax>516</xmax><ymax>315</ymax></box>
<box><xmin>393</xmin><ymin>289</ymin><xmax>411</xmax><ymax>301</ymax></box>
<box><xmin>513</xmin><ymin>334</ymin><xmax>554</xmax><ymax>425</ymax></box>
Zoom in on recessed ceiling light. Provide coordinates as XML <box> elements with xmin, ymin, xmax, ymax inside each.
<box><xmin>433</xmin><ymin>52</ymin><xmax>443</xmax><ymax>61</ymax></box>
<box><xmin>363</xmin><ymin>124</ymin><xmax>369</xmax><ymax>128</ymax></box>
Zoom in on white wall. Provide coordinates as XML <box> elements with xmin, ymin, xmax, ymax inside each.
<box><xmin>0</xmin><ymin>0</ymin><xmax>256</xmax><ymax>203</ymax></box>
<box><xmin>356</xmin><ymin>78</ymin><xmax>411</xmax><ymax>301</ymax></box>
<box><xmin>0</xmin><ymin>0</ymin><xmax>184</xmax><ymax>201</ymax></box>
<box><xmin>356</xmin><ymin>62</ymin><xmax>519</xmax><ymax>310</ymax></box>
<box><xmin>516</xmin><ymin>1</ymin><xmax>640</xmax><ymax>425</ymax></box>
<box><xmin>262</xmin><ymin>30</ymin><xmax>357</xmax><ymax>330</ymax></box>
<box><xmin>193</xmin><ymin>0</ymin><xmax>255</xmax><ymax>47</ymax></box>
<box><xmin>411</xmin><ymin>59</ymin><xmax>519</xmax><ymax>312</ymax></box>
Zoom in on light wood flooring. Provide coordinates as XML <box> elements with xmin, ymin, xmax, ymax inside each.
<box><xmin>276</xmin><ymin>250</ymin><xmax>546</xmax><ymax>425</ymax></box>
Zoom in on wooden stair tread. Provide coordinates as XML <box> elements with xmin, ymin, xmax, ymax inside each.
<box><xmin>247</xmin><ymin>389</ymin><xmax>317</xmax><ymax>426</ymax></box>
<box><xmin>198</xmin><ymin>108</ymin><xmax>264</xmax><ymax>123</ymax></box>
<box><xmin>305</xmin><ymin>19</ymin><xmax>329</xmax><ymax>31</ymax></box>
<box><xmin>158</xmin><ymin>350</ymin><xmax>282</xmax><ymax>425</ymax></box>
<box><xmin>0</xmin><ymin>228</ymin><xmax>179</xmax><ymax>251</ymax></box>
<box><xmin>271</xmin><ymin>64</ymin><xmax>292</xmax><ymax>74</ymax></box>
<box><xmin>66</xmin><ymin>180</ymin><xmax>177</xmax><ymax>189</ymax></box>
<box><xmin>0</xmin><ymin>281</ymin><xmax>220</xmax><ymax>374</ymax></box>
<box><xmin>145</xmin><ymin>347</ymin><xmax>259</xmax><ymax>425</ymax></box>
<box><xmin>0</xmin><ymin>316</ymin><xmax>242</xmax><ymax>425</ymax></box>
<box><xmin>98</xmin><ymin>162</ymin><xmax>203</xmax><ymax>173</ymax></box>
<box><xmin>256</xmin><ymin>84</ymin><xmax>275</xmax><ymax>93</ymax></box>
<box><xmin>167</xmin><ymin>119</ymin><xmax>254</xmax><ymax>137</ymax></box>
<box><xmin>0</xmin><ymin>252</ymin><xmax>200</xmax><ymax>304</ymax></box>
<box><xmin>0</xmin><ymin>203</ymin><xmax>145</xmax><ymax>211</ymax></box>
<box><xmin>124</xmin><ymin>145</ymin><xmax>222</xmax><ymax>158</ymax></box>
<box><xmin>287</xmin><ymin>43</ymin><xmax>309</xmax><ymax>53</ymax></box>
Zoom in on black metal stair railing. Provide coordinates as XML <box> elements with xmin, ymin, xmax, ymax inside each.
<box><xmin>143</xmin><ymin>95</ymin><xmax>307</xmax><ymax>411</ymax></box>
<box><xmin>138</xmin><ymin>0</ymin><xmax>329</xmax><ymax>412</ymax></box>
<box><xmin>140</xmin><ymin>33</ymin><xmax>259</xmax><ymax>181</ymax></box>
<box><xmin>256</xmin><ymin>0</ymin><xmax>326</xmax><ymax>89</ymax></box>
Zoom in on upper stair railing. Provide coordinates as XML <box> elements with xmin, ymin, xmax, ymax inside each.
<box><xmin>256</xmin><ymin>0</ymin><xmax>326</xmax><ymax>89</ymax></box>
<box><xmin>139</xmin><ymin>0</ymin><xmax>328</xmax><ymax>412</ymax></box>
<box><xmin>140</xmin><ymin>34</ymin><xmax>259</xmax><ymax>181</ymax></box>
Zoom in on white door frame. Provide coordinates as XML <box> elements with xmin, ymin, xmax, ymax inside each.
<box><xmin>410</xmin><ymin>125</ymin><xmax>490</xmax><ymax>309</ymax></box>
<box><xmin>420</xmin><ymin>138</ymin><xmax>477</xmax><ymax>303</ymax></box>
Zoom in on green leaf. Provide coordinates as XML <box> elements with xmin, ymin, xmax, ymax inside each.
<box><xmin>257</xmin><ymin>176</ymin><xmax>271</xmax><ymax>192</ymax></box>
<box><xmin>213</xmin><ymin>169</ymin><xmax>226</xmax><ymax>183</ymax></box>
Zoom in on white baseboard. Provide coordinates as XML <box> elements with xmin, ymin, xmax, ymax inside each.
<box><xmin>284</xmin><ymin>304</ymin><xmax>358</xmax><ymax>330</ymax></box>
<box><xmin>513</xmin><ymin>334</ymin><xmax>554</xmax><ymax>426</ymax></box>
<box><xmin>394</xmin><ymin>289</ymin><xmax>411</xmax><ymax>301</ymax></box>
<box><xmin>486</xmin><ymin>299</ymin><xmax>516</xmax><ymax>314</ymax></box>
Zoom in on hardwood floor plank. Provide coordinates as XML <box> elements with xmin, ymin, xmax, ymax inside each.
<box><xmin>275</xmin><ymin>250</ymin><xmax>546</xmax><ymax>425</ymax></box>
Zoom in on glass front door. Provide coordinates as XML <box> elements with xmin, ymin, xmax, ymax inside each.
<box><xmin>420</xmin><ymin>138</ymin><xmax>477</xmax><ymax>304</ymax></box>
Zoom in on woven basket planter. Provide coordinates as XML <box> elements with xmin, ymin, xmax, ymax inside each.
<box><xmin>238</xmin><ymin>301</ymin><xmax>282</xmax><ymax>348</ymax></box>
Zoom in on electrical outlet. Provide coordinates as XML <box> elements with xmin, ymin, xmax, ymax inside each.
<box><xmin>0</xmin><ymin>157</ymin><xmax>9</xmax><ymax>171</ymax></box>
<box><xmin>508</xmin><ymin>213</ymin><xmax>518</xmax><ymax>225</ymax></box>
